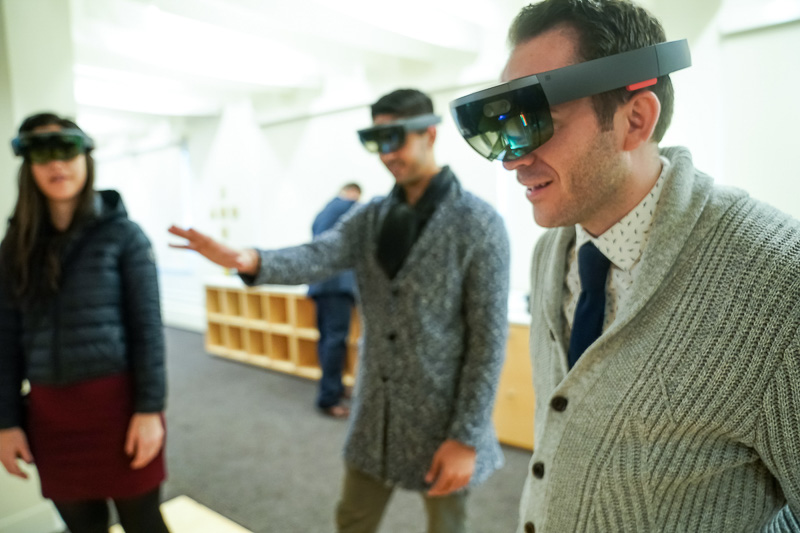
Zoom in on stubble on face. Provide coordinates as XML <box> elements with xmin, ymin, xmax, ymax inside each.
<box><xmin>380</xmin><ymin>132</ymin><xmax>427</xmax><ymax>186</ymax></box>
<box><xmin>536</xmin><ymin>126</ymin><xmax>629</xmax><ymax>235</ymax></box>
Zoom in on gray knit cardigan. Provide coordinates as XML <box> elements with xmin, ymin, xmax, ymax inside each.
<box><xmin>518</xmin><ymin>146</ymin><xmax>800</xmax><ymax>532</ymax></box>
<box><xmin>243</xmin><ymin>171</ymin><xmax>511</xmax><ymax>490</ymax></box>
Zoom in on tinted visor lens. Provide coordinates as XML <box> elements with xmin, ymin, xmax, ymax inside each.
<box><xmin>23</xmin><ymin>134</ymin><xmax>88</xmax><ymax>164</ymax></box>
<box><xmin>451</xmin><ymin>82</ymin><xmax>554</xmax><ymax>162</ymax></box>
<box><xmin>358</xmin><ymin>125</ymin><xmax>406</xmax><ymax>154</ymax></box>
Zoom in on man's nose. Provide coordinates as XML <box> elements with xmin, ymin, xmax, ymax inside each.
<box><xmin>502</xmin><ymin>150</ymin><xmax>536</xmax><ymax>172</ymax></box>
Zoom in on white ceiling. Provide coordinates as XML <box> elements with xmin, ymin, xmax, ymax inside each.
<box><xmin>70</xmin><ymin>0</ymin><xmax>527</xmax><ymax>118</ymax></box>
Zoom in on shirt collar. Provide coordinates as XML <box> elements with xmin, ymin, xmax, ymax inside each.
<box><xmin>575</xmin><ymin>156</ymin><xmax>671</xmax><ymax>271</ymax></box>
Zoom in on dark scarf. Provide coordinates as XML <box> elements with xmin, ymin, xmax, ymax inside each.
<box><xmin>376</xmin><ymin>166</ymin><xmax>454</xmax><ymax>279</ymax></box>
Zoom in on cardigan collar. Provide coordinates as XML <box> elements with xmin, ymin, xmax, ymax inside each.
<box><xmin>541</xmin><ymin>146</ymin><xmax>726</xmax><ymax>374</ymax></box>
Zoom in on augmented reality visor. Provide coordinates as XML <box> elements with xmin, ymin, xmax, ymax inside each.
<box><xmin>11</xmin><ymin>128</ymin><xmax>95</xmax><ymax>164</ymax></box>
<box><xmin>358</xmin><ymin>114</ymin><xmax>441</xmax><ymax>154</ymax></box>
<box><xmin>450</xmin><ymin>39</ymin><xmax>691</xmax><ymax>162</ymax></box>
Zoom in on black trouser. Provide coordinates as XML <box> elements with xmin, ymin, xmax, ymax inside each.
<box><xmin>53</xmin><ymin>487</ymin><xmax>170</xmax><ymax>533</ymax></box>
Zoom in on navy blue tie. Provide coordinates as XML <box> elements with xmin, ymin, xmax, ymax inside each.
<box><xmin>568</xmin><ymin>242</ymin><xmax>611</xmax><ymax>368</ymax></box>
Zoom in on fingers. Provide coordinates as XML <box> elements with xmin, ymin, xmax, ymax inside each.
<box><xmin>427</xmin><ymin>469</ymin><xmax>470</xmax><ymax>497</ymax></box>
<box><xmin>425</xmin><ymin>439</ymin><xmax>476</xmax><ymax>497</ymax></box>
<box><xmin>0</xmin><ymin>429</ymin><xmax>33</xmax><ymax>480</ymax></box>
<box><xmin>427</xmin><ymin>476</ymin><xmax>451</xmax><ymax>497</ymax></box>
<box><xmin>425</xmin><ymin>450</ymin><xmax>461</xmax><ymax>497</ymax></box>
<box><xmin>2</xmin><ymin>458</ymin><xmax>29</xmax><ymax>479</ymax></box>
<box><xmin>124</xmin><ymin>422</ymin><xmax>137</xmax><ymax>458</ymax></box>
<box><xmin>18</xmin><ymin>441</ymin><xmax>33</xmax><ymax>464</ymax></box>
<box><xmin>169</xmin><ymin>226</ymin><xmax>206</xmax><ymax>242</ymax></box>
<box><xmin>167</xmin><ymin>226</ymin><xmax>206</xmax><ymax>249</ymax></box>
<box><xmin>425</xmin><ymin>451</ymin><xmax>442</xmax><ymax>485</ymax></box>
<box><xmin>130</xmin><ymin>438</ymin><xmax>161</xmax><ymax>470</ymax></box>
<box><xmin>167</xmin><ymin>225</ymin><xmax>192</xmax><ymax>239</ymax></box>
<box><xmin>167</xmin><ymin>226</ymin><xmax>193</xmax><ymax>250</ymax></box>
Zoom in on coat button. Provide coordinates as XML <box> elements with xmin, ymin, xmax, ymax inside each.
<box><xmin>532</xmin><ymin>461</ymin><xmax>545</xmax><ymax>479</ymax></box>
<box><xmin>551</xmin><ymin>396</ymin><xmax>568</xmax><ymax>412</ymax></box>
<box><xmin>388</xmin><ymin>333</ymin><xmax>397</xmax><ymax>341</ymax></box>
<box><xmin>524</xmin><ymin>521</ymin><xmax>536</xmax><ymax>533</ymax></box>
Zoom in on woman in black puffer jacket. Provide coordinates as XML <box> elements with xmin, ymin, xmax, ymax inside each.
<box><xmin>0</xmin><ymin>112</ymin><xmax>170</xmax><ymax>533</ymax></box>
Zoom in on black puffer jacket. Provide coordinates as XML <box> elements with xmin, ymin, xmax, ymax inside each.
<box><xmin>0</xmin><ymin>190</ymin><xmax>166</xmax><ymax>429</ymax></box>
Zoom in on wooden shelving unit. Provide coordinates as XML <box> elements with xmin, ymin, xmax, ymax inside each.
<box><xmin>205</xmin><ymin>283</ymin><xmax>358</xmax><ymax>386</ymax></box>
<box><xmin>204</xmin><ymin>282</ymin><xmax>533</xmax><ymax>450</ymax></box>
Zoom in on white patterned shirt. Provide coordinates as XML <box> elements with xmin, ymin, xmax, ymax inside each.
<box><xmin>563</xmin><ymin>157</ymin><xmax>670</xmax><ymax>340</ymax></box>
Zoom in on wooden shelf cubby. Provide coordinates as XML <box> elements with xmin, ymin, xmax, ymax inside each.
<box><xmin>267</xmin><ymin>294</ymin><xmax>290</xmax><ymax>324</ymax></box>
<box><xmin>245</xmin><ymin>293</ymin><xmax>264</xmax><ymax>321</ymax></box>
<box><xmin>204</xmin><ymin>283</ymin><xmax>535</xmax><ymax>450</ymax></box>
<box><xmin>224</xmin><ymin>291</ymin><xmax>243</xmax><ymax>317</ymax></box>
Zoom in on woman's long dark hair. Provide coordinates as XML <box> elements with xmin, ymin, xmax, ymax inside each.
<box><xmin>0</xmin><ymin>113</ymin><xmax>96</xmax><ymax>305</ymax></box>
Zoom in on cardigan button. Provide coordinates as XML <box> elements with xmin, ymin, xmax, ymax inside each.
<box><xmin>550</xmin><ymin>396</ymin><xmax>568</xmax><ymax>412</ymax></box>
<box><xmin>387</xmin><ymin>333</ymin><xmax>397</xmax><ymax>341</ymax></box>
<box><xmin>532</xmin><ymin>461</ymin><xmax>545</xmax><ymax>479</ymax></box>
<box><xmin>524</xmin><ymin>521</ymin><xmax>536</xmax><ymax>533</ymax></box>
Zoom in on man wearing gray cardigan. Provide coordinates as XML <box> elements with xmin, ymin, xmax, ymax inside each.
<box><xmin>450</xmin><ymin>1</ymin><xmax>799</xmax><ymax>532</ymax></box>
<box><xmin>169</xmin><ymin>89</ymin><xmax>510</xmax><ymax>533</ymax></box>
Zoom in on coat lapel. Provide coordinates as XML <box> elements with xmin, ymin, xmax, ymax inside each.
<box><xmin>542</xmin><ymin>226</ymin><xmax>574</xmax><ymax>376</ymax></box>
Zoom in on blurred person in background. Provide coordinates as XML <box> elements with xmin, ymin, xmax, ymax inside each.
<box><xmin>309</xmin><ymin>182</ymin><xmax>362</xmax><ymax>419</ymax></box>
<box><xmin>169</xmin><ymin>88</ymin><xmax>510</xmax><ymax>533</ymax></box>
<box><xmin>0</xmin><ymin>112</ymin><xmax>170</xmax><ymax>533</ymax></box>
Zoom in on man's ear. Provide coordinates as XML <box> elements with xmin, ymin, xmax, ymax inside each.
<box><xmin>426</xmin><ymin>125</ymin><xmax>437</xmax><ymax>147</ymax></box>
<box><xmin>619</xmin><ymin>90</ymin><xmax>661</xmax><ymax>151</ymax></box>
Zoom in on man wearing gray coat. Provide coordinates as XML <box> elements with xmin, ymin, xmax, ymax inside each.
<box><xmin>449</xmin><ymin>1</ymin><xmax>800</xmax><ymax>532</ymax></box>
<box><xmin>169</xmin><ymin>89</ymin><xmax>510</xmax><ymax>533</ymax></box>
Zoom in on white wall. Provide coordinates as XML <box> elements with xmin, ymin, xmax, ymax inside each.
<box><xmin>720</xmin><ymin>21</ymin><xmax>800</xmax><ymax>219</ymax></box>
<box><xmin>0</xmin><ymin>0</ymin><xmax>17</xmax><ymax>228</ymax></box>
<box><xmin>0</xmin><ymin>3</ymin><xmax>71</xmax><ymax>530</ymax></box>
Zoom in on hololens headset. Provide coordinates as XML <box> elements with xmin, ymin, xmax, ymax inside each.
<box><xmin>358</xmin><ymin>113</ymin><xmax>442</xmax><ymax>154</ymax></box>
<box><xmin>450</xmin><ymin>39</ymin><xmax>691</xmax><ymax>162</ymax></box>
<box><xmin>11</xmin><ymin>128</ymin><xmax>95</xmax><ymax>164</ymax></box>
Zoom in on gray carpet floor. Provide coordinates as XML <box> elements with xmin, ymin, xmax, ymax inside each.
<box><xmin>161</xmin><ymin>327</ymin><xmax>531</xmax><ymax>533</ymax></box>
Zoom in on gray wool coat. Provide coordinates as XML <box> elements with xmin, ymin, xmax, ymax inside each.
<box><xmin>242</xmin><ymin>170</ymin><xmax>510</xmax><ymax>490</ymax></box>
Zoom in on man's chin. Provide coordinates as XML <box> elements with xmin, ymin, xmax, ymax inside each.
<box><xmin>532</xmin><ymin>209</ymin><xmax>567</xmax><ymax>229</ymax></box>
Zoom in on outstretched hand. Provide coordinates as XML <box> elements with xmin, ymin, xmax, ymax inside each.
<box><xmin>425</xmin><ymin>439</ymin><xmax>476</xmax><ymax>497</ymax></box>
<box><xmin>168</xmin><ymin>225</ymin><xmax>259</xmax><ymax>275</ymax></box>
<box><xmin>0</xmin><ymin>427</ymin><xmax>34</xmax><ymax>479</ymax></box>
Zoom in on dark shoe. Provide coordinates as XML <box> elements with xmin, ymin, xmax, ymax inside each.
<box><xmin>320</xmin><ymin>404</ymin><xmax>350</xmax><ymax>419</ymax></box>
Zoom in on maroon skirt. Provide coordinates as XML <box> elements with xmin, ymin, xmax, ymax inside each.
<box><xmin>26</xmin><ymin>373</ymin><xmax>166</xmax><ymax>501</ymax></box>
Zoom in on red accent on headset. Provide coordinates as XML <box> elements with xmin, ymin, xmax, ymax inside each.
<box><xmin>626</xmin><ymin>78</ymin><xmax>658</xmax><ymax>91</ymax></box>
